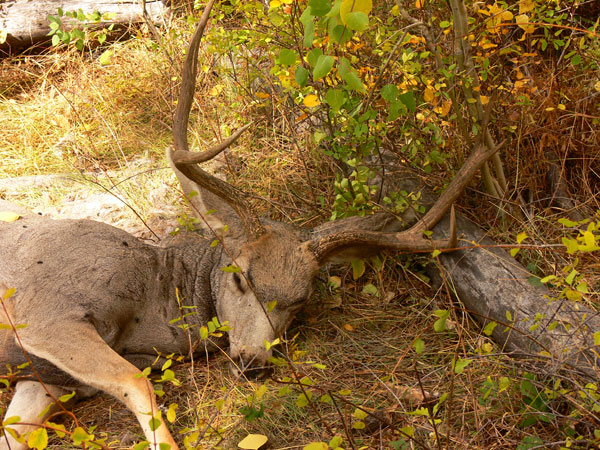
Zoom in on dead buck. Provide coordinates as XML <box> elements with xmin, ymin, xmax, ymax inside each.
<box><xmin>0</xmin><ymin>2</ymin><xmax>497</xmax><ymax>449</ymax></box>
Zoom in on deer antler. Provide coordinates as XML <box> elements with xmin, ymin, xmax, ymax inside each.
<box><xmin>309</xmin><ymin>143</ymin><xmax>501</xmax><ymax>263</ymax></box>
<box><xmin>169</xmin><ymin>0</ymin><xmax>266</xmax><ymax>240</ymax></box>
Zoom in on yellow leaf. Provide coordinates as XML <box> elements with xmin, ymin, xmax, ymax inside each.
<box><xmin>424</xmin><ymin>86</ymin><xmax>435</xmax><ymax>102</ymax></box>
<box><xmin>238</xmin><ymin>434</ymin><xmax>268</xmax><ymax>449</ymax></box>
<box><xmin>303</xmin><ymin>94</ymin><xmax>321</xmax><ymax>108</ymax></box>
<box><xmin>303</xmin><ymin>443</ymin><xmax>328</xmax><ymax>450</ymax></box>
<box><xmin>343</xmin><ymin>323</ymin><xmax>354</xmax><ymax>331</ymax></box>
<box><xmin>440</xmin><ymin>100</ymin><xmax>452</xmax><ymax>116</ymax></box>
<box><xmin>210</xmin><ymin>84</ymin><xmax>224</xmax><ymax>96</ymax></box>
<box><xmin>340</xmin><ymin>0</ymin><xmax>373</xmax><ymax>24</ymax></box>
<box><xmin>557</xmin><ymin>104</ymin><xmax>566</xmax><ymax>110</ymax></box>
<box><xmin>480</xmin><ymin>95</ymin><xmax>489</xmax><ymax>105</ymax></box>
<box><xmin>0</xmin><ymin>211</ymin><xmax>21</xmax><ymax>222</ymax></box>
<box><xmin>501</xmin><ymin>10</ymin><xmax>513</xmax><ymax>21</ymax></box>
<box><xmin>415</xmin><ymin>0</ymin><xmax>424</xmax><ymax>8</ymax></box>
<box><xmin>519</xmin><ymin>0</ymin><xmax>535</xmax><ymax>14</ymax></box>
<box><xmin>595</xmin><ymin>81</ymin><xmax>600</xmax><ymax>92</ymax></box>
<box><xmin>269</xmin><ymin>0</ymin><xmax>281</xmax><ymax>7</ymax></box>
<box><xmin>256</xmin><ymin>92</ymin><xmax>271</xmax><ymax>99</ymax></box>
<box><xmin>516</xmin><ymin>14</ymin><xmax>535</xmax><ymax>33</ymax></box>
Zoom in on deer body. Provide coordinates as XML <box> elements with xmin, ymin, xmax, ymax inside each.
<box><xmin>0</xmin><ymin>213</ymin><xmax>223</xmax><ymax>383</ymax></box>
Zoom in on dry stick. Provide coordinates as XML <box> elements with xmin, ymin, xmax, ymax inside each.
<box><xmin>449</xmin><ymin>0</ymin><xmax>508</xmax><ymax>194</ymax></box>
<box><xmin>413</xmin><ymin>361</ymin><xmax>443</xmax><ymax>450</ymax></box>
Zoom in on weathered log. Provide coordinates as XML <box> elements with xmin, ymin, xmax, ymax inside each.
<box><xmin>0</xmin><ymin>0</ymin><xmax>168</xmax><ymax>52</ymax></box>
<box><xmin>429</xmin><ymin>213</ymin><xmax>599</xmax><ymax>380</ymax></box>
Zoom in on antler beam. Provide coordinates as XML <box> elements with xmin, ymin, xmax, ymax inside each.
<box><xmin>170</xmin><ymin>0</ymin><xmax>265</xmax><ymax>240</ymax></box>
<box><xmin>310</xmin><ymin>142</ymin><xmax>501</xmax><ymax>263</ymax></box>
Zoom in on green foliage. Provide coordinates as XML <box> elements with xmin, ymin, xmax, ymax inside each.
<box><xmin>48</xmin><ymin>8</ymin><xmax>115</xmax><ymax>51</ymax></box>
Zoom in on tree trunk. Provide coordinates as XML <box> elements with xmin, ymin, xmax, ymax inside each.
<box><xmin>0</xmin><ymin>0</ymin><xmax>168</xmax><ymax>51</ymax></box>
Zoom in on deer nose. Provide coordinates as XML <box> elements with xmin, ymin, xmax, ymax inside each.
<box><xmin>236</xmin><ymin>356</ymin><xmax>270</xmax><ymax>380</ymax></box>
<box><xmin>229</xmin><ymin>347</ymin><xmax>271</xmax><ymax>379</ymax></box>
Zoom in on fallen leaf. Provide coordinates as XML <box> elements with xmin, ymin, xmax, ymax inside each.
<box><xmin>238</xmin><ymin>434</ymin><xmax>268</xmax><ymax>449</ymax></box>
<box><xmin>343</xmin><ymin>323</ymin><xmax>354</xmax><ymax>331</ymax></box>
<box><xmin>386</xmin><ymin>383</ymin><xmax>438</xmax><ymax>405</ymax></box>
<box><xmin>0</xmin><ymin>211</ymin><xmax>21</xmax><ymax>222</ymax></box>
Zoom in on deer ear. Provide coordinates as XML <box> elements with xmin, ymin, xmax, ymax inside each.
<box><xmin>167</xmin><ymin>147</ymin><xmax>243</xmax><ymax>238</ymax></box>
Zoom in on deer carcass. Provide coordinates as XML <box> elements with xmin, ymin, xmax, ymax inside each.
<box><xmin>0</xmin><ymin>1</ymin><xmax>497</xmax><ymax>449</ymax></box>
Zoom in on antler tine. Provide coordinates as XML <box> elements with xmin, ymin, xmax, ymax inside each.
<box><xmin>170</xmin><ymin>0</ymin><xmax>266</xmax><ymax>240</ymax></box>
<box><xmin>310</xmin><ymin>143</ymin><xmax>501</xmax><ymax>263</ymax></box>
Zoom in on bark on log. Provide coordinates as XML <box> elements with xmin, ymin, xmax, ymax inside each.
<box><xmin>429</xmin><ymin>213</ymin><xmax>600</xmax><ymax>380</ymax></box>
<box><xmin>0</xmin><ymin>0</ymin><xmax>168</xmax><ymax>51</ymax></box>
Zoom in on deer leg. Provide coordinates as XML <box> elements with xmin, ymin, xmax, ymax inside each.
<box><xmin>17</xmin><ymin>321</ymin><xmax>178</xmax><ymax>450</ymax></box>
<box><xmin>0</xmin><ymin>380</ymin><xmax>68</xmax><ymax>450</ymax></box>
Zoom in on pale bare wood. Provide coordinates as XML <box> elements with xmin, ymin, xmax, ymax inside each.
<box><xmin>0</xmin><ymin>0</ymin><xmax>168</xmax><ymax>51</ymax></box>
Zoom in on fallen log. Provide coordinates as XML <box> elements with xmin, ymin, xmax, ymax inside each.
<box><xmin>0</xmin><ymin>0</ymin><xmax>168</xmax><ymax>52</ymax></box>
<box><xmin>429</xmin><ymin>212</ymin><xmax>600</xmax><ymax>380</ymax></box>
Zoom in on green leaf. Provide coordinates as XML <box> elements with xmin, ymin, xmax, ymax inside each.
<box><xmin>149</xmin><ymin>416</ymin><xmax>161</xmax><ymax>431</ymax></box>
<box><xmin>71</xmin><ymin>427</ymin><xmax>93</xmax><ymax>445</ymax></box>
<box><xmin>454</xmin><ymin>357</ymin><xmax>471</xmax><ymax>374</ymax></box>
<box><xmin>300</xmin><ymin>8</ymin><xmax>315</xmax><ymax>47</ymax></box>
<box><xmin>399</xmin><ymin>91</ymin><xmax>416</xmax><ymax>112</ymax></box>
<box><xmin>362</xmin><ymin>283</ymin><xmax>379</xmax><ymax>296</ymax></box>
<box><xmin>59</xmin><ymin>391</ymin><xmax>76</xmax><ymax>402</ymax></box>
<box><xmin>97</xmin><ymin>33</ymin><xmax>107</xmax><ymax>45</ymax></box>
<box><xmin>166</xmin><ymin>403</ymin><xmax>178</xmax><ymax>423</ymax></box>
<box><xmin>27</xmin><ymin>427</ymin><xmax>48</xmax><ymax>450</ymax></box>
<box><xmin>295</xmin><ymin>66</ymin><xmax>309</xmax><ymax>87</ymax></box>
<box><xmin>516</xmin><ymin>435</ymin><xmax>543</xmax><ymax>450</ymax></box>
<box><xmin>483</xmin><ymin>321</ymin><xmax>497</xmax><ymax>336</ymax></box>
<box><xmin>307</xmin><ymin>48</ymin><xmax>323</xmax><ymax>67</ymax></box>
<box><xmin>98</xmin><ymin>49</ymin><xmax>113</xmax><ymax>66</ymax></box>
<box><xmin>329</xmin><ymin>436</ymin><xmax>343</xmax><ymax>448</ymax></box>
<box><xmin>351</xmin><ymin>259</ymin><xmax>365</xmax><ymax>280</ymax></box>
<box><xmin>313</xmin><ymin>55</ymin><xmax>334</xmax><ymax>80</ymax></box>
<box><xmin>381</xmin><ymin>84</ymin><xmax>399</xmax><ymax>102</ymax></box>
<box><xmin>200</xmin><ymin>326</ymin><xmax>208</xmax><ymax>339</ymax></box>
<box><xmin>413</xmin><ymin>338</ymin><xmax>425</xmax><ymax>354</ymax></box>
<box><xmin>268</xmin><ymin>12</ymin><xmax>284</xmax><ymax>26</ymax></box>
<box><xmin>221</xmin><ymin>265</ymin><xmax>242</xmax><ymax>273</ymax></box>
<box><xmin>433</xmin><ymin>309</ymin><xmax>449</xmax><ymax>332</ymax></box>
<box><xmin>296</xmin><ymin>391</ymin><xmax>313</xmax><ymax>407</ymax></box>
<box><xmin>308</xmin><ymin>0</ymin><xmax>331</xmax><ymax>16</ymax></box>
<box><xmin>320</xmin><ymin>393</ymin><xmax>332</xmax><ymax>403</ymax></box>
<box><xmin>325</xmin><ymin>88</ymin><xmax>346</xmax><ymax>112</ymax></box>
<box><xmin>331</xmin><ymin>25</ymin><xmax>352</xmax><ymax>44</ymax></box>
<box><xmin>133</xmin><ymin>441</ymin><xmax>150</xmax><ymax>450</ymax></box>
<box><xmin>52</xmin><ymin>34</ymin><xmax>61</xmax><ymax>46</ymax></box>
<box><xmin>342</xmin><ymin>70</ymin><xmax>365</xmax><ymax>92</ymax></box>
<box><xmin>279</xmin><ymin>48</ymin><xmax>297</xmax><ymax>66</ymax></box>
<box><xmin>344</xmin><ymin>11</ymin><xmax>369</xmax><ymax>31</ymax></box>
<box><xmin>267</xmin><ymin>300</ymin><xmax>277</xmax><ymax>313</ymax></box>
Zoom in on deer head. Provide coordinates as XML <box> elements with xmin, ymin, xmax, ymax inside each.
<box><xmin>168</xmin><ymin>1</ymin><xmax>496</xmax><ymax>377</ymax></box>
